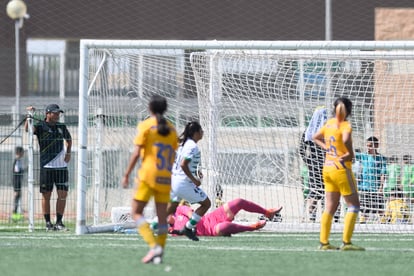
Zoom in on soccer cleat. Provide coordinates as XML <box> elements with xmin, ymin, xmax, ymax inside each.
<box><xmin>272</xmin><ymin>213</ymin><xmax>283</xmax><ymax>222</ymax></box>
<box><xmin>46</xmin><ymin>222</ymin><xmax>54</xmax><ymax>232</ymax></box>
<box><xmin>178</xmin><ymin>226</ymin><xmax>199</xmax><ymax>241</ymax></box>
<box><xmin>54</xmin><ymin>222</ymin><xmax>67</xmax><ymax>231</ymax></box>
<box><xmin>340</xmin><ymin>243</ymin><xmax>365</xmax><ymax>251</ymax></box>
<box><xmin>265</xmin><ymin>206</ymin><xmax>283</xmax><ymax>221</ymax></box>
<box><xmin>141</xmin><ymin>245</ymin><xmax>163</xmax><ymax>264</ymax></box>
<box><xmin>319</xmin><ymin>243</ymin><xmax>339</xmax><ymax>250</ymax></box>
<box><xmin>251</xmin><ymin>220</ymin><xmax>266</xmax><ymax>230</ymax></box>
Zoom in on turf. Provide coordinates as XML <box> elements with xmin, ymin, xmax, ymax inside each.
<box><xmin>0</xmin><ymin>231</ymin><xmax>413</xmax><ymax>276</ymax></box>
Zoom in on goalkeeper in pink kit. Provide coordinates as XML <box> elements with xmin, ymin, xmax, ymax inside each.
<box><xmin>169</xmin><ymin>198</ymin><xmax>282</xmax><ymax>236</ymax></box>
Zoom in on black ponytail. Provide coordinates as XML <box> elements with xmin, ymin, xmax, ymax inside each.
<box><xmin>149</xmin><ymin>95</ymin><xmax>170</xmax><ymax>136</ymax></box>
<box><xmin>179</xmin><ymin>121</ymin><xmax>202</xmax><ymax>145</ymax></box>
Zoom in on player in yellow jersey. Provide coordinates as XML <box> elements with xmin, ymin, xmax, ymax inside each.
<box><xmin>313</xmin><ymin>97</ymin><xmax>364</xmax><ymax>251</ymax></box>
<box><xmin>382</xmin><ymin>188</ymin><xmax>409</xmax><ymax>224</ymax></box>
<box><xmin>122</xmin><ymin>95</ymin><xmax>178</xmax><ymax>264</ymax></box>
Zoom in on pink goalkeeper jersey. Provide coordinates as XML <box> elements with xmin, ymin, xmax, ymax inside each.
<box><xmin>172</xmin><ymin>205</ymin><xmax>229</xmax><ymax>236</ymax></box>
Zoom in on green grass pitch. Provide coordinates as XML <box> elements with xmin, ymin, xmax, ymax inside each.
<box><xmin>0</xmin><ymin>231</ymin><xmax>413</xmax><ymax>276</ymax></box>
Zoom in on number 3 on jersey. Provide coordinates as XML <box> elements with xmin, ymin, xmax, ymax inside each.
<box><xmin>154</xmin><ymin>143</ymin><xmax>175</xmax><ymax>171</ymax></box>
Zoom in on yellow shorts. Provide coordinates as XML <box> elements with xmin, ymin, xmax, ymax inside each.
<box><xmin>323</xmin><ymin>168</ymin><xmax>358</xmax><ymax>196</ymax></box>
<box><xmin>133</xmin><ymin>180</ymin><xmax>171</xmax><ymax>204</ymax></box>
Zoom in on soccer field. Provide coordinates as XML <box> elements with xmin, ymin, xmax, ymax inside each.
<box><xmin>0</xmin><ymin>231</ymin><xmax>413</xmax><ymax>276</ymax></box>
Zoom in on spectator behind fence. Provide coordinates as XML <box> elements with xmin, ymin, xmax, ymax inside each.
<box><xmin>401</xmin><ymin>154</ymin><xmax>414</xmax><ymax>199</ymax></box>
<box><xmin>383</xmin><ymin>155</ymin><xmax>400</xmax><ymax>201</ymax></box>
<box><xmin>401</xmin><ymin>154</ymin><xmax>414</xmax><ymax>222</ymax></box>
<box><xmin>12</xmin><ymin>146</ymin><xmax>25</xmax><ymax>222</ymax></box>
<box><xmin>381</xmin><ymin>188</ymin><xmax>409</xmax><ymax>224</ymax></box>
<box><xmin>355</xmin><ymin>136</ymin><xmax>387</xmax><ymax>224</ymax></box>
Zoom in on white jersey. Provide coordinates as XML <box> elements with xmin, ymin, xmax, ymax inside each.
<box><xmin>171</xmin><ymin>138</ymin><xmax>207</xmax><ymax>204</ymax></box>
<box><xmin>172</xmin><ymin>138</ymin><xmax>201</xmax><ymax>180</ymax></box>
<box><xmin>305</xmin><ymin>106</ymin><xmax>327</xmax><ymax>142</ymax></box>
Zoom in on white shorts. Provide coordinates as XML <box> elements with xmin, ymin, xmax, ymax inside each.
<box><xmin>170</xmin><ymin>176</ymin><xmax>208</xmax><ymax>204</ymax></box>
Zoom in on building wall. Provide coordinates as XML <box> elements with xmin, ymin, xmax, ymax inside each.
<box><xmin>374</xmin><ymin>8</ymin><xmax>414</xmax><ymax>154</ymax></box>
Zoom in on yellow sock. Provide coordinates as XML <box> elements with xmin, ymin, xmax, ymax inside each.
<box><xmin>138</xmin><ymin>222</ymin><xmax>157</xmax><ymax>248</ymax></box>
<box><xmin>342</xmin><ymin>211</ymin><xmax>358</xmax><ymax>244</ymax></box>
<box><xmin>156</xmin><ymin>233</ymin><xmax>167</xmax><ymax>248</ymax></box>
<box><xmin>320</xmin><ymin>211</ymin><xmax>333</xmax><ymax>244</ymax></box>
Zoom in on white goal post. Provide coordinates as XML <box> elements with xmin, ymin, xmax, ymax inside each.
<box><xmin>77</xmin><ymin>40</ymin><xmax>414</xmax><ymax>234</ymax></box>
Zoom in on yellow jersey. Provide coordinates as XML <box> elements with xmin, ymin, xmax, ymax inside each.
<box><xmin>134</xmin><ymin>117</ymin><xmax>178</xmax><ymax>191</ymax></box>
<box><xmin>319</xmin><ymin>118</ymin><xmax>352</xmax><ymax>172</ymax></box>
<box><xmin>384</xmin><ymin>199</ymin><xmax>409</xmax><ymax>224</ymax></box>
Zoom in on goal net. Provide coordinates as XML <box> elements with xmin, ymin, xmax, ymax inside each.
<box><xmin>77</xmin><ymin>40</ymin><xmax>414</xmax><ymax>234</ymax></box>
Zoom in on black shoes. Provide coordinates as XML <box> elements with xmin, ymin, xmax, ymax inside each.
<box><xmin>46</xmin><ymin>222</ymin><xmax>54</xmax><ymax>231</ymax></box>
<box><xmin>54</xmin><ymin>222</ymin><xmax>67</xmax><ymax>231</ymax></box>
<box><xmin>178</xmin><ymin>226</ymin><xmax>199</xmax><ymax>241</ymax></box>
<box><xmin>45</xmin><ymin>221</ymin><xmax>67</xmax><ymax>231</ymax></box>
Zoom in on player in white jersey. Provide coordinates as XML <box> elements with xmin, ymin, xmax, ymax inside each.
<box><xmin>173</xmin><ymin>139</ymin><xmax>201</xmax><ymax>180</ymax></box>
<box><xmin>167</xmin><ymin>121</ymin><xmax>211</xmax><ymax>241</ymax></box>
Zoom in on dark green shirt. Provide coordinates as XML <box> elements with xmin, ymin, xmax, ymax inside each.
<box><xmin>34</xmin><ymin>121</ymin><xmax>72</xmax><ymax>167</ymax></box>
